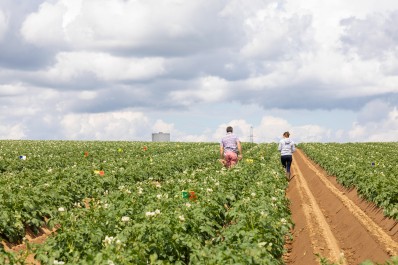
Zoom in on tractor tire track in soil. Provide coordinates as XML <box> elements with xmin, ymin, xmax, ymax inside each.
<box><xmin>285</xmin><ymin>149</ymin><xmax>398</xmax><ymax>265</ymax></box>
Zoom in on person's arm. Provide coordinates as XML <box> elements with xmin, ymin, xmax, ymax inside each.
<box><xmin>237</xmin><ymin>141</ymin><xmax>242</xmax><ymax>160</ymax></box>
<box><xmin>220</xmin><ymin>144</ymin><xmax>224</xmax><ymax>158</ymax></box>
<box><xmin>291</xmin><ymin>141</ymin><xmax>296</xmax><ymax>153</ymax></box>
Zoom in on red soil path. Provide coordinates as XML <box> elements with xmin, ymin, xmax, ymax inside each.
<box><xmin>285</xmin><ymin>149</ymin><xmax>398</xmax><ymax>265</ymax></box>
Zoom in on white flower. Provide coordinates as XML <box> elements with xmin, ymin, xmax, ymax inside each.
<box><xmin>103</xmin><ymin>236</ymin><xmax>115</xmax><ymax>245</ymax></box>
<box><xmin>103</xmin><ymin>203</ymin><xmax>109</xmax><ymax>209</ymax></box>
<box><xmin>258</xmin><ymin>242</ymin><xmax>267</xmax><ymax>247</ymax></box>
<box><xmin>58</xmin><ymin>207</ymin><xmax>65</xmax><ymax>212</ymax></box>
<box><xmin>185</xmin><ymin>203</ymin><xmax>191</xmax><ymax>208</ymax></box>
<box><xmin>156</xmin><ymin>194</ymin><xmax>162</xmax><ymax>199</ymax></box>
<box><xmin>53</xmin><ymin>260</ymin><xmax>65</xmax><ymax>265</ymax></box>
<box><xmin>146</xmin><ymin>209</ymin><xmax>161</xmax><ymax>217</ymax></box>
<box><xmin>271</xmin><ymin>197</ymin><xmax>277</xmax><ymax>201</ymax></box>
<box><xmin>107</xmin><ymin>260</ymin><xmax>115</xmax><ymax>265</ymax></box>
<box><xmin>281</xmin><ymin>218</ymin><xmax>287</xmax><ymax>224</ymax></box>
<box><xmin>121</xmin><ymin>216</ymin><xmax>130</xmax><ymax>222</ymax></box>
<box><xmin>251</xmin><ymin>192</ymin><xmax>256</xmax><ymax>197</ymax></box>
<box><xmin>179</xmin><ymin>215</ymin><xmax>185</xmax><ymax>221</ymax></box>
<box><xmin>215</xmin><ymin>182</ymin><xmax>220</xmax><ymax>186</ymax></box>
<box><xmin>207</xmin><ymin>188</ymin><xmax>213</xmax><ymax>192</ymax></box>
<box><xmin>146</xmin><ymin>212</ymin><xmax>154</xmax><ymax>217</ymax></box>
<box><xmin>138</xmin><ymin>187</ymin><xmax>143</xmax><ymax>194</ymax></box>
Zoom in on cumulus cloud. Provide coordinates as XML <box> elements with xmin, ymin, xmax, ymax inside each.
<box><xmin>240</xmin><ymin>4</ymin><xmax>314</xmax><ymax>61</ymax></box>
<box><xmin>36</xmin><ymin>51</ymin><xmax>166</xmax><ymax>85</ymax></box>
<box><xmin>348</xmin><ymin>107</ymin><xmax>398</xmax><ymax>142</ymax></box>
<box><xmin>340</xmin><ymin>11</ymin><xmax>398</xmax><ymax>60</ymax></box>
<box><xmin>348</xmin><ymin>102</ymin><xmax>398</xmax><ymax>142</ymax></box>
<box><xmin>357</xmin><ymin>99</ymin><xmax>392</xmax><ymax>123</ymax></box>
<box><xmin>152</xmin><ymin>120</ymin><xmax>174</xmax><ymax>134</ymax></box>
<box><xmin>211</xmin><ymin>116</ymin><xmax>335</xmax><ymax>143</ymax></box>
<box><xmin>1</xmin><ymin>0</ymin><xmax>398</xmax><ymax>142</ymax></box>
<box><xmin>253</xmin><ymin>116</ymin><xmax>332</xmax><ymax>143</ymax></box>
<box><xmin>0</xmin><ymin>9</ymin><xmax>8</xmax><ymax>41</ymax></box>
<box><xmin>214</xmin><ymin>119</ymin><xmax>253</xmax><ymax>143</ymax></box>
<box><xmin>0</xmin><ymin>123</ymin><xmax>26</xmax><ymax>140</ymax></box>
<box><xmin>20</xmin><ymin>0</ymin><xmax>237</xmax><ymax>54</ymax></box>
<box><xmin>0</xmin><ymin>83</ymin><xmax>27</xmax><ymax>96</ymax></box>
<box><xmin>170</xmin><ymin>76</ymin><xmax>229</xmax><ymax>105</ymax></box>
<box><xmin>60</xmin><ymin>110</ymin><xmax>150</xmax><ymax>140</ymax></box>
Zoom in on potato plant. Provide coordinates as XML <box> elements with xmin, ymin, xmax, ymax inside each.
<box><xmin>0</xmin><ymin>141</ymin><xmax>292</xmax><ymax>264</ymax></box>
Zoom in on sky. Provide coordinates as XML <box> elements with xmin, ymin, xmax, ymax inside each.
<box><xmin>0</xmin><ymin>0</ymin><xmax>398</xmax><ymax>143</ymax></box>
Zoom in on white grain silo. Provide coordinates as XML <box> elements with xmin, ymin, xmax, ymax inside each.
<box><xmin>152</xmin><ymin>132</ymin><xmax>170</xmax><ymax>142</ymax></box>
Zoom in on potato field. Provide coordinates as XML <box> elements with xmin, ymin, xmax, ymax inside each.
<box><xmin>0</xmin><ymin>141</ymin><xmax>291</xmax><ymax>265</ymax></box>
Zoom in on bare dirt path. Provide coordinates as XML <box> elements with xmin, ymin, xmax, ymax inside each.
<box><xmin>285</xmin><ymin>149</ymin><xmax>398</xmax><ymax>265</ymax></box>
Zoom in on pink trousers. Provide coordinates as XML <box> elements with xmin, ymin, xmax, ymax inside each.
<box><xmin>224</xmin><ymin>151</ymin><xmax>238</xmax><ymax>168</ymax></box>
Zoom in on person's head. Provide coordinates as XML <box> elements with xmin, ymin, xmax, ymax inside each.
<box><xmin>226</xmin><ymin>126</ymin><xmax>233</xmax><ymax>133</ymax></box>
<box><xmin>283</xmin><ymin>131</ymin><xmax>290</xmax><ymax>138</ymax></box>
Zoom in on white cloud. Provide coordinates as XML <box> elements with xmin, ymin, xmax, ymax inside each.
<box><xmin>151</xmin><ymin>120</ymin><xmax>213</xmax><ymax>142</ymax></box>
<box><xmin>340</xmin><ymin>12</ymin><xmax>398</xmax><ymax>60</ymax></box>
<box><xmin>348</xmin><ymin>106</ymin><xmax>398</xmax><ymax>142</ymax></box>
<box><xmin>0</xmin><ymin>123</ymin><xmax>26</xmax><ymax>140</ymax></box>
<box><xmin>38</xmin><ymin>51</ymin><xmax>165</xmax><ymax>82</ymax></box>
<box><xmin>357</xmin><ymin>99</ymin><xmax>392</xmax><ymax>123</ymax></box>
<box><xmin>0</xmin><ymin>83</ymin><xmax>27</xmax><ymax>96</ymax></box>
<box><xmin>0</xmin><ymin>9</ymin><xmax>8</xmax><ymax>41</ymax></box>
<box><xmin>178</xmin><ymin>134</ymin><xmax>210</xmax><ymax>142</ymax></box>
<box><xmin>20</xmin><ymin>0</ymin><xmax>234</xmax><ymax>52</ymax></box>
<box><xmin>170</xmin><ymin>76</ymin><xmax>229</xmax><ymax>105</ymax></box>
<box><xmin>60</xmin><ymin>110</ymin><xmax>150</xmax><ymax>140</ymax></box>
<box><xmin>214</xmin><ymin>119</ymin><xmax>253</xmax><ymax>143</ymax></box>
<box><xmin>20</xmin><ymin>1</ymin><xmax>66</xmax><ymax>47</ymax></box>
<box><xmin>240</xmin><ymin>4</ymin><xmax>313</xmax><ymax>60</ymax></box>
<box><xmin>78</xmin><ymin>90</ymin><xmax>97</xmax><ymax>100</ymax></box>
<box><xmin>253</xmin><ymin>116</ymin><xmax>332</xmax><ymax>143</ymax></box>
<box><xmin>292</xmin><ymin>125</ymin><xmax>332</xmax><ymax>143</ymax></box>
<box><xmin>152</xmin><ymin>120</ymin><xmax>174</xmax><ymax>134</ymax></box>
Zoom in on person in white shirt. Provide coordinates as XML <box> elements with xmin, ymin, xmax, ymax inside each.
<box><xmin>278</xmin><ymin>131</ymin><xmax>296</xmax><ymax>181</ymax></box>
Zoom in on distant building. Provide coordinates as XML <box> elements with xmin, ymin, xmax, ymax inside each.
<box><xmin>152</xmin><ymin>132</ymin><xmax>170</xmax><ymax>142</ymax></box>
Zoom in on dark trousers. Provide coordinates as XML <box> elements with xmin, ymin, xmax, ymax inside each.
<box><xmin>281</xmin><ymin>155</ymin><xmax>293</xmax><ymax>173</ymax></box>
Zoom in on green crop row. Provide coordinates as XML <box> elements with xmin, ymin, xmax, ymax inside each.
<box><xmin>299</xmin><ymin>142</ymin><xmax>398</xmax><ymax>219</ymax></box>
<box><xmin>0</xmin><ymin>141</ymin><xmax>292</xmax><ymax>264</ymax></box>
<box><xmin>0</xmin><ymin>141</ymin><xmax>217</xmax><ymax>244</ymax></box>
